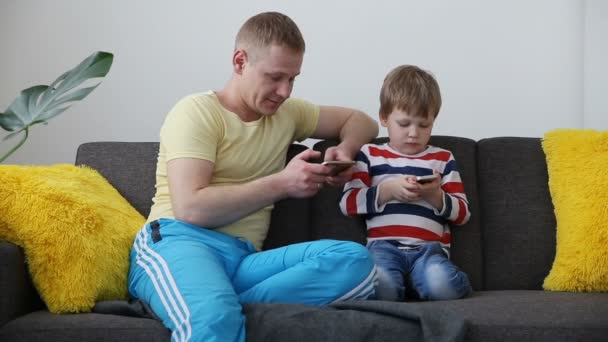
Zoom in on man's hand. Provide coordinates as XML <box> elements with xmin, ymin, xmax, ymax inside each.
<box><xmin>279</xmin><ymin>149</ymin><xmax>331</xmax><ymax>198</ymax></box>
<box><xmin>323</xmin><ymin>146</ymin><xmax>356</xmax><ymax>187</ymax></box>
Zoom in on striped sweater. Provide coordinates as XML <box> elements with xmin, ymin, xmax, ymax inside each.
<box><xmin>339</xmin><ymin>143</ymin><xmax>471</xmax><ymax>253</ymax></box>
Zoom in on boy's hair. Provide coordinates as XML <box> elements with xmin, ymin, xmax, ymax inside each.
<box><xmin>235</xmin><ymin>12</ymin><xmax>305</xmax><ymax>57</ymax></box>
<box><xmin>379</xmin><ymin>65</ymin><xmax>442</xmax><ymax>120</ymax></box>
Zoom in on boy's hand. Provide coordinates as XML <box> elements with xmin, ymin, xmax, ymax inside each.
<box><xmin>416</xmin><ymin>171</ymin><xmax>444</xmax><ymax>210</ymax></box>
<box><xmin>378</xmin><ymin>171</ymin><xmax>444</xmax><ymax>209</ymax></box>
<box><xmin>380</xmin><ymin>176</ymin><xmax>422</xmax><ymax>203</ymax></box>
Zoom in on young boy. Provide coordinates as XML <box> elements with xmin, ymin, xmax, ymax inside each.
<box><xmin>339</xmin><ymin>65</ymin><xmax>472</xmax><ymax>302</ymax></box>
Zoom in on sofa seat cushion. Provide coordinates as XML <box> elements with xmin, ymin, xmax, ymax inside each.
<box><xmin>0</xmin><ymin>310</ymin><xmax>170</xmax><ymax>342</ymax></box>
<box><xmin>3</xmin><ymin>292</ymin><xmax>607</xmax><ymax>342</ymax></box>
<box><xmin>2</xmin><ymin>302</ymin><xmax>466</xmax><ymax>342</ymax></box>
<box><xmin>243</xmin><ymin>301</ymin><xmax>466</xmax><ymax>342</ymax></box>
<box><xmin>404</xmin><ymin>290</ymin><xmax>608</xmax><ymax>341</ymax></box>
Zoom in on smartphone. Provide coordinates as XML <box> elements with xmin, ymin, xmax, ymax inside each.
<box><xmin>415</xmin><ymin>174</ymin><xmax>439</xmax><ymax>184</ymax></box>
<box><xmin>321</xmin><ymin>160</ymin><xmax>356</xmax><ymax>175</ymax></box>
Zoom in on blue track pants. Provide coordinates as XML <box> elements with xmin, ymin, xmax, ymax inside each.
<box><xmin>128</xmin><ymin>219</ymin><xmax>377</xmax><ymax>342</ymax></box>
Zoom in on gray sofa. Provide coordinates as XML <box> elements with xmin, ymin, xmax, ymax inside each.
<box><xmin>1</xmin><ymin>136</ymin><xmax>607</xmax><ymax>341</ymax></box>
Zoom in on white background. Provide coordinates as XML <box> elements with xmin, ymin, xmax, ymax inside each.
<box><xmin>1</xmin><ymin>0</ymin><xmax>606</xmax><ymax>164</ymax></box>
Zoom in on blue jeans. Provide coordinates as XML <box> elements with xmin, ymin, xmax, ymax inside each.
<box><xmin>368</xmin><ymin>240</ymin><xmax>472</xmax><ymax>301</ymax></box>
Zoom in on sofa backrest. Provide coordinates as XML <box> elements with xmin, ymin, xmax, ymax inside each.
<box><xmin>263</xmin><ymin>144</ymin><xmax>313</xmax><ymax>250</ymax></box>
<box><xmin>476</xmin><ymin>137</ymin><xmax>556</xmax><ymax>290</ymax></box>
<box><xmin>75</xmin><ymin>137</ymin><xmax>558</xmax><ymax>292</ymax></box>
<box><xmin>311</xmin><ymin>136</ymin><xmax>484</xmax><ymax>291</ymax></box>
<box><xmin>76</xmin><ymin>142</ymin><xmax>159</xmax><ymax>218</ymax></box>
<box><xmin>75</xmin><ymin>142</ymin><xmax>314</xmax><ymax>251</ymax></box>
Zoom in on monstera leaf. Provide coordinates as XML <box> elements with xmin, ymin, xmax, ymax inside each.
<box><xmin>0</xmin><ymin>51</ymin><xmax>113</xmax><ymax>162</ymax></box>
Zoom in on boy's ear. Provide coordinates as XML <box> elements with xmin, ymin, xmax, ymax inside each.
<box><xmin>379</xmin><ymin>115</ymin><xmax>388</xmax><ymax>127</ymax></box>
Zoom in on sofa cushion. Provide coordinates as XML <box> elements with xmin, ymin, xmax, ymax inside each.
<box><xmin>0</xmin><ymin>311</ymin><xmax>170</xmax><ymax>342</ymax></box>
<box><xmin>477</xmin><ymin>138</ymin><xmax>556</xmax><ymax>290</ymax></box>
<box><xmin>0</xmin><ymin>302</ymin><xmax>467</xmax><ymax>342</ymax></box>
<box><xmin>5</xmin><ymin>292</ymin><xmax>606</xmax><ymax>342</ymax></box>
<box><xmin>312</xmin><ymin>136</ymin><xmax>483</xmax><ymax>290</ymax></box>
<box><xmin>264</xmin><ymin>144</ymin><xmax>313</xmax><ymax>250</ymax></box>
<box><xmin>76</xmin><ymin>142</ymin><xmax>159</xmax><ymax>218</ymax></box>
<box><xmin>542</xmin><ymin>129</ymin><xmax>608</xmax><ymax>292</ymax></box>
<box><xmin>243</xmin><ymin>301</ymin><xmax>466</xmax><ymax>342</ymax></box>
<box><xmin>404</xmin><ymin>290</ymin><xmax>608</xmax><ymax>341</ymax></box>
<box><xmin>0</xmin><ymin>242</ymin><xmax>44</xmax><ymax>327</ymax></box>
<box><xmin>0</xmin><ymin>164</ymin><xmax>145</xmax><ymax>313</ymax></box>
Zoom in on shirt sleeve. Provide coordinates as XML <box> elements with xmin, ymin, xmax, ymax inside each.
<box><xmin>433</xmin><ymin>153</ymin><xmax>471</xmax><ymax>225</ymax></box>
<box><xmin>339</xmin><ymin>147</ymin><xmax>382</xmax><ymax>216</ymax></box>
<box><xmin>160</xmin><ymin>94</ymin><xmax>223</xmax><ymax>163</ymax></box>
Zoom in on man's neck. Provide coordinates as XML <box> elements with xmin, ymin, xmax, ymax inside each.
<box><xmin>216</xmin><ymin>80</ymin><xmax>261</xmax><ymax>122</ymax></box>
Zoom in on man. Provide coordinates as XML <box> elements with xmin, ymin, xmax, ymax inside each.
<box><xmin>128</xmin><ymin>12</ymin><xmax>379</xmax><ymax>342</ymax></box>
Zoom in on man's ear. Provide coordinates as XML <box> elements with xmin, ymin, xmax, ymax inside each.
<box><xmin>233</xmin><ymin>49</ymin><xmax>248</xmax><ymax>75</ymax></box>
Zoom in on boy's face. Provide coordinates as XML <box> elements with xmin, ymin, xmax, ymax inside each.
<box><xmin>238</xmin><ymin>44</ymin><xmax>303</xmax><ymax>118</ymax></box>
<box><xmin>380</xmin><ymin>109</ymin><xmax>435</xmax><ymax>155</ymax></box>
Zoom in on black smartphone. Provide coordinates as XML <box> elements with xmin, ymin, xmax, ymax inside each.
<box><xmin>415</xmin><ymin>174</ymin><xmax>439</xmax><ymax>184</ymax></box>
<box><xmin>321</xmin><ymin>160</ymin><xmax>356</xmax><ymax>175</ymax></box>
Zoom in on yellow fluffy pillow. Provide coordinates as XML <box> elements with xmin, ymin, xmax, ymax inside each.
<box><xmin>0</xmin><ymin>164</ymin><xmax>145</xmax><ymax>313</ymax></box>
<box><xmin>542</xmin><ymin>129</ymin><xmax>608</xmax><ymax>292</ymax></box>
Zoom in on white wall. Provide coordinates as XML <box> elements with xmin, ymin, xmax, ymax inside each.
<box><xmin>0</xmin><ymin>0</ymin><xmax>597</xmax><ymax>165</ymax></box>
<box><xmin>584</xmin><ymin>0</ymin><xmax>608</xmax><ymax>129</ymax></box>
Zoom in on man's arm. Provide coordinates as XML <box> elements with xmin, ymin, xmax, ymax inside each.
<box><xmin>168</xmin><ymin>149</ymin><xmax>330</xmax><ymax>228</ymax></box>
<box><xmin>312</xmin><ymin>106</ymin><xmax>378</xmax><ymax>186</ymax></box>
<box><xmin>312</xmin><ymin>106</ymin><xmax>379</xmax><ymax>160</ymax></box>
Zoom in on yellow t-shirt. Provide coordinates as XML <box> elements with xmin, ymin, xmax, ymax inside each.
<box><xmin>147</xmin><ymin>91</ymin><xmax>320</xmax><ymax>250</ymax></box>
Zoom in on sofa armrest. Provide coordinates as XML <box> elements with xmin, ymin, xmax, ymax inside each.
<box><xmin>0</xmin><ymin>241</ymin><xmax>43</xmax><ymax>327</ymax></box>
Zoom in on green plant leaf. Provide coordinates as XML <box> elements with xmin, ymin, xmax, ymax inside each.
<box><xmin>0</xmin><ymin>51</ymin><xmax>113</xmax><ymax>132</ymax></box>
<box><xmin>2</xmin><ymin>129</ymin><xmax>24</xmax><ymax>142</ymax></box>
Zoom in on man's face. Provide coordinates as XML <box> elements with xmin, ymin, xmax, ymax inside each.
<box><xmin>240</xmin><ymin>44</ymin><xmax>303</xmax><ymax>117</ymax></box>
<box><xmin>381</xmin><ymin>109</ymin><xmax>435</xmax><ymax>155</ymax></box>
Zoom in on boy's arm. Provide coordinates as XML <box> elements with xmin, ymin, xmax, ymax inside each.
<box><xmin>339</xmin><ymin>150</ymin><xmax>382</xmax><ymax>216</ymax></box>
<box><xmin>435</xmin><ymin>155</ymin><xmax>471</xmax><ymax>226</ymax></box>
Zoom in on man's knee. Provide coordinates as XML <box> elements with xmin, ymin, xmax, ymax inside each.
<box><xmin>323</xmin><ymin>241</ymin><xmax>377</xmax><ymax>301</ymax></box>
<box><xmin>327</xmin><ymin>240</ymin><xmax>370</xmax><ymax>258</ymax></box>
<box><xmin>326</xmin><ymin>241</ymin><xmax>374</xmax><ymax>273</ymax></box>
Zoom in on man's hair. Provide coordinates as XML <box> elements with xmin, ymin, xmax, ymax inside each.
<box><xmin>235</xmin><ymin>12</ymin><xmax>305</xmax><ymax>56</ymax></box>
<box><xmin>379</xmin><ymin>65</ymin><xmax>442</xmax><ymax>120</ymax></box>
